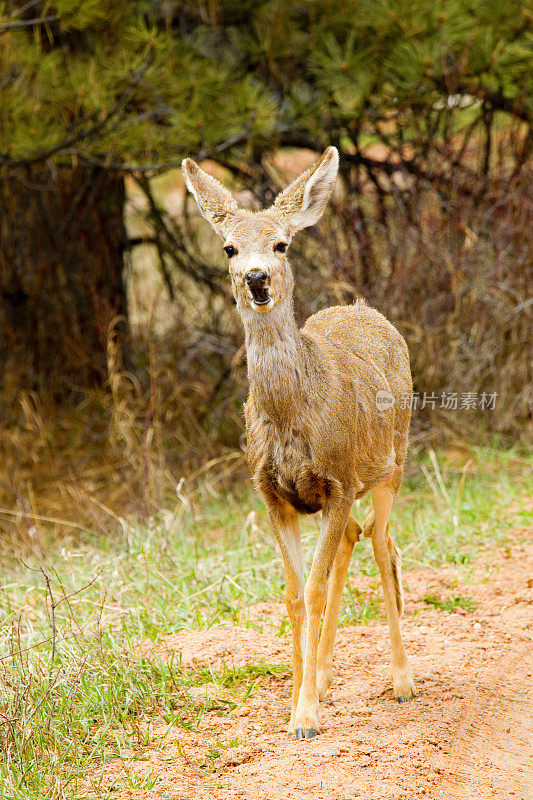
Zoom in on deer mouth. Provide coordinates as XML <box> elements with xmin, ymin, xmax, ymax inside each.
<box><xmin>248</xmin><ymin>286</ymin><xmax>273</xmax><ymax>311</ymax></box>
<box><xmin>249</xmin><ymin>285</ymin><xmax>271</xmax><ymax>305</ymax></box>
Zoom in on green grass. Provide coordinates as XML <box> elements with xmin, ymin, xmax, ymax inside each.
<box><xmin>0</xmin><ymin>444</ymin><xmax>531</xmax><ymax>798</ymax></box>
<box><xmin>422</xmin><ymin>592</ymin><xmax>478</xmax><ymax>613</ymax></box>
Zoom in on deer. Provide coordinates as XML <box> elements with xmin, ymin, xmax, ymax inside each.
<box><xmin>182</xmin><ymin>146</ymin><xmax>416</xmax><ymax>741</ymax></box>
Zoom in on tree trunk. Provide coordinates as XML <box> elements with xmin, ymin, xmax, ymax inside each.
<box><xmin>0</xmin><ymin>164</ymin><xmax>129</xmax><ymax>403</ymax></box>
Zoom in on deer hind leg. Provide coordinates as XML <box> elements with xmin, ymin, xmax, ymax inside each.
<box><xmin>371</xmin><ymin>483</ymin><xmax>416</xmax><ymax>702</ymax></box>
<box><xmin>268</xmin><ymin>503</ymin><xmax>306</xmax><ymax>735</ymax></box>
<box><xmin>294</xmin><ymin>494</ymin><xmax>354</xmax><ymax>740</ymax></box>
<box><xmin>317</xmin><ymin>515</ymin><xmax>362</xmax><ymax>699</ymax></box>
<box><xmin>362</xmin><ymin>507</ymin><xmax>403</xmax><ymax>615</ymax></box>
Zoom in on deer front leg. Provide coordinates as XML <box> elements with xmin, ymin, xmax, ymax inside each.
<box><xmin>268</xmin><ymin>503</ymin><xmax>305</xmax><ymax>735</ymax></box>
<box><xmin>294</xmin><ymin>494</ymin><xmax>354</xmax><ymax>740</ymax></box>
<box><xmin>317</xmin><ymin>515</ymin><xmax>362</xmax><ymax>699</ymax></box>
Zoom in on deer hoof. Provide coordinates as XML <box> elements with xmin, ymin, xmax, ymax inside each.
<box><xmin>295</xmin><ymin>727</ymin><xmax>319</xmax><ymax>740</ymax></box>
<box><xmin>396</xmin><ymin>691</ymin><xmax>415</xmax><ymax>702</ymax></box>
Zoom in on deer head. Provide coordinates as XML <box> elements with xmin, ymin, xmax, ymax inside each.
<box><xmin>182</xmin><ymin>147</ymin><xmax>339</xmax><ymax>316</ymax></box>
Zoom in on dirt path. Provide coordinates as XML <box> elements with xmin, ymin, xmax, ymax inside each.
<box><xmin>97</xmin><ymin>537</ymin><xmax>533</xmax><ymax>800</ymax></box>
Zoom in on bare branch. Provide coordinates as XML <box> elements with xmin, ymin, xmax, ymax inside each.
<box><xmin>40</xmin><ymin>567</ymin><xmax>57</xmax><ymax>677</ymax></box>
<box><xmin>9</xmin><ymin>0</ymin><xmax>42</xmax><ymax>18</ymax></box>
<box><xmin>133</xmin><ymin>172</ymin><xmax>225</xmax><ymax>290</ymax></box>
<box><xmin>0</xmin><ymin>14</ymin><xmax>59</xmax><ymax>31</ymax></box>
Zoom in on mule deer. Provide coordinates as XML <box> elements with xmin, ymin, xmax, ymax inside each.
<box><xmin>182</xmin><ymin>147</ymin><xmax>416</xmax><ymax>740</ymax></box>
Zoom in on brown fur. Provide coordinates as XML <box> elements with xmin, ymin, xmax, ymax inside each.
<box><xmin>182</xmin><ymin>147</ymin><xmax>417</xmax><ymax>739</ymax></box>
<box><xmin>245</xmin><ymin>300</ymin><xmax>412</xmax><ymax>510</ymax></box>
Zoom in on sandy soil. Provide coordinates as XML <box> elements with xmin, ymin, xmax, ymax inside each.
<box><xmin>95</xmin><ymin>535</ymin><xmax>533</xmax><ymax>800</ymax></box>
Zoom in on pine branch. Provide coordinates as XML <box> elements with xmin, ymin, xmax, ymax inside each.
<box><xmin>1</xmin><ymin>103</ymin><xmax>256</xmax><ymax>176</ymax></box>
<box><xmin>44</xmin><ymin>118</ymin><xmax>257</xmax><ymax>175</ymax></box>
<box><xmin>0</xmin><ymin>48</ymin><xmax>155</xmax><ymax>166</ymax></box>
<box><xmin>433</xmin><ymin>77</ymin><xmax>531</xmax><ymax>124</ymax></box>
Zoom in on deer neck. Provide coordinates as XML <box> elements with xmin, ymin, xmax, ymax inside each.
<box><xmin>241</xmin><ymin>299</ymin><xmax>324</xmax><ymax>426</ymax></box>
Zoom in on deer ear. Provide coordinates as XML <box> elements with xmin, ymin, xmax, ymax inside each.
<box><xmin>272</xmin><ymin>146</ymin><xmax>339</xmax><ymax>232</ymax></box>
<box><xmin>181</xmin><ymin>158</ymin><xmax>238</xmax><ymax>235</ymax></box>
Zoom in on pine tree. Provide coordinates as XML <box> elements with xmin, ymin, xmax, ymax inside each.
<box><xmin>0</xmin><ymin>0</ymin><xmax>529</xmax><ymax>399</ymax></box>
<box><xmin>0</xmin><ymin>1</ymin><xmax>276</xmax><ymax>398</ymax></box>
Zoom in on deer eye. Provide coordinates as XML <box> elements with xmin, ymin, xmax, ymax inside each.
<box><xmin>224</xmin><ymin>245</ymin><xmax>237</xmax><ymax>258</ymax></box>
<box><xmin>274</xmin><ymin>242</ymin><xmax>288</xmax><ymax>253</ymax></box>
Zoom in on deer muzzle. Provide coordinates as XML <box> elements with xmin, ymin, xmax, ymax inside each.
<box><xmin>245</xmin><ymin>270</ymin><xmax>272</xmax><ymax>307</ymax></box>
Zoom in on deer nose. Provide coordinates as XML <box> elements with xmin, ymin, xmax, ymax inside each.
<box><xmin>245</xmin><ymin>270</ymin><xmax>268</xmax><ymax>288</ymax></box>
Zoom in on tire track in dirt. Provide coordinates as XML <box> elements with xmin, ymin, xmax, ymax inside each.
<box><xmin>436</xmin><ymin>643</ymin><xmax>533</xmax><ymax>799</ymax></box>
